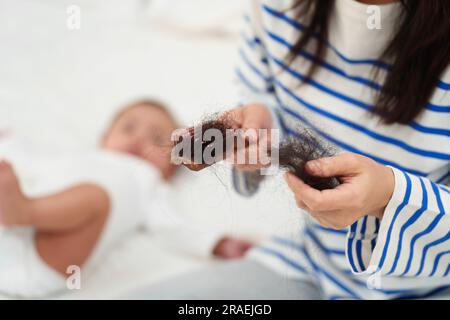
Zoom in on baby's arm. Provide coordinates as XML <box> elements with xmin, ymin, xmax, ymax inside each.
<box><xmin>212</xmin><ymin>237</ymin><xmax>254</xmax><ymax>259</ymax></box>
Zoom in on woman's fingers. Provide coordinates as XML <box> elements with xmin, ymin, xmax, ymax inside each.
<box><xmin>285</xmin><ymin>173</ymin><xmax>328</xmax><ymax>210</ymax></box>
<box><xmin>226</xmin><ymin>139</ymin><xmax>271</xmax><ymax>171</ymax></box>
<box><xmin>220</xmin><ymin>104</ymin><xmax>272</xmax><ymax>131</ymax></box>
<box><xmin>305</xmin><ymin>153</ymin><xmax>363</xmax><ymax>178</ymax></box>
<box><xmin>295</xmin><ymin>198</ymin><xmax>308</xmax><ymax>210</ymax></box>
<box><xmin>285</xmin><ymin>152</ymin><xmax>391</xmax><ymax>229</ymax></box>
<box><xmin>218</xmin><ymin>108</ymin><xmax>243</xmax><ymax>130</ymax></box>
<box><xmin>285</xmin><ymin>171</ymin><xmax>368</xmax><ymax>229</ymax></box>
<box><xmin>217</xmin><ymin>104</ymin><xmax>274</xmax><ymax>170</ymax></box>
<box><xmin>284</xmin><ymin>172</ymin><xmax>352</xmax><ymax>212</ymax></box>
<box><xmin>241</xmin><ymin>104</ymin><xmax>273</xmax><ymax>130</ymax></box>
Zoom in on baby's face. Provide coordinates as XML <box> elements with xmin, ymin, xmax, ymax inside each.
<box><xmin>103</xmin><ymin>104</ymin><xmax>176</xmax><ymax>179</ymax></box>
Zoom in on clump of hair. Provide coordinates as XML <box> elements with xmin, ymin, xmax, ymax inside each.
<box><xmin>174</xmin><ymin>113</ymin><xmax>237</xmax><ymax>171</ymax></box>
<box><xmin>174</xmin><ymin>115</ymin><xmax>339</xmax><ymax>190</ymax></box>
<box><xmin>277</xmin><ymin>131</ymin><xmax>339</xmax><ymax>190</ymax></box>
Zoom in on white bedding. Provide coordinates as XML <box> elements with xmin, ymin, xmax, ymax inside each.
<box><xmin>0</xmin><ymin>0</ymin><xmax>300</xmax><ymax>299</ymax></box>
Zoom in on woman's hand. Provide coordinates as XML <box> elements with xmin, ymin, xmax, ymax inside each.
<box><xmin>221</xmin><ymin>103</ymin><xmax>273</xmax><ymax>171</ymax></box>
<box><xmin>284</xmin><ymin>153</ymin><xmax>395</xmax><ymax>229</ymax></box>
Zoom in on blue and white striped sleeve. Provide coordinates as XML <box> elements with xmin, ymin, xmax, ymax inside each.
<box><xmin>235</xmin><ymin>0</ymin><xmax>277</xmax><ymax>108</ymax></box>
<box><xmin>347</xmin><ymin>165</ymin><xmax>450</xmax><ymax>279</ymax></box>
<box><xmin>233</xmin><ymin>0</ymin><xmax>285</xmax><ymax>196</ymax></box>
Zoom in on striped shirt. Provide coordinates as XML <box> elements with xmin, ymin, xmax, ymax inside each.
<box><xmin>233</xmin><ymin>0</ymin><xmax>450</xmax><ymax>300</ymax></box>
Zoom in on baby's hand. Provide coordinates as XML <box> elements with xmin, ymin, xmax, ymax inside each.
<box><xmin>212</xmin><ymin>237</ymin><xmax>254</xmax><ymax>259</ymax></box>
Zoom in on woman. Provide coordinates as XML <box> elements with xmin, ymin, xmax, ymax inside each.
<box><xmin>130</xmin><ymin>0</ymin><xmax>450</xmax><ymax>299</ymax></box>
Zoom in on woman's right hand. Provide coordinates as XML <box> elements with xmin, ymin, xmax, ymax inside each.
<box><xmin>222</xmin><ymin>103</ymin><xmax>273</xmax><ymax>171</ymax></box>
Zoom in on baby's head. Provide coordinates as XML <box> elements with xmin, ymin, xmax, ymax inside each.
<box><xmin>102</xmin><ymin>99</ymin><xmax>178</xmax><ymax>180</ymax></box>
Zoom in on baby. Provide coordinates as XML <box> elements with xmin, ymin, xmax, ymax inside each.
<box><xmin>0</xmin><ymin>100</ymin><xmax>253</xmax><ymax>298</ymax></box>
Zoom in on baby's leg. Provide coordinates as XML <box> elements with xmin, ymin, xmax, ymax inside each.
<box><xmin>35</xmin><ymin>212</ymin><xmax>108</xmax><ymax>274</ymax></box>
<box><xmin>0</xmin><ymin>160</ymin><xmax>110</xmax><ymax>274</ymax></box>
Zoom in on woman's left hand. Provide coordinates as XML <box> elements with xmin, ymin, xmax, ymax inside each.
<box><xmin>285</xmin><ymin>153</ymin><xmax>395</xmax><ymax>229</ymax></box>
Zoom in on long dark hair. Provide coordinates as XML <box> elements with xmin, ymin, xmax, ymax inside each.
<box><xmin>287</xmin><ymin>0</ymin><xmax>450</xmax><ymax>124</ymax></box>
